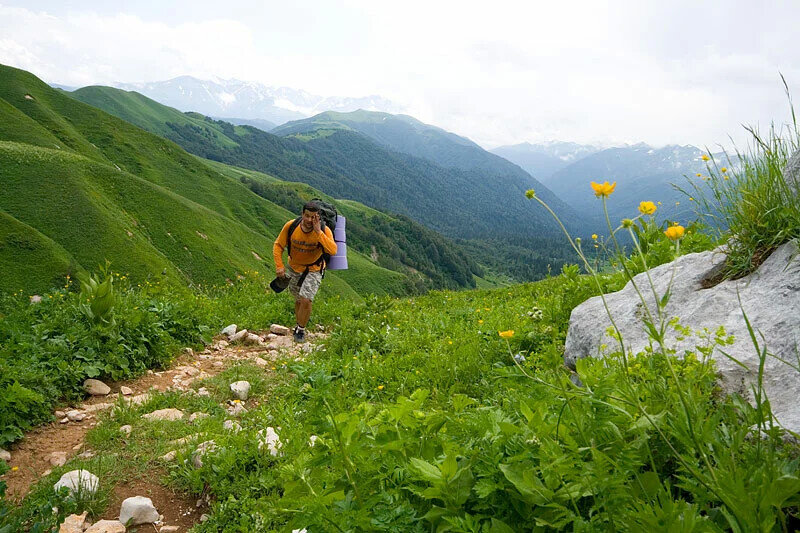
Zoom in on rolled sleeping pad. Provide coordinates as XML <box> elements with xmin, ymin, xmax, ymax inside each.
<box><xmin>327</xmin><ymin>215</ymin><xmax>348</xmax><ymax>270</ymax></box>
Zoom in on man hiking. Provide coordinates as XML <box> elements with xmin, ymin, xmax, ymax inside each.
<box><xmin>273</xmin><ymin>201</ymin><xmax>338</xmax><ymax>342</ymax></box>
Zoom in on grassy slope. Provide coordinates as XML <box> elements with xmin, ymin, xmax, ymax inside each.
<box><xmin>0</xmin><ymin>64</ymin><xmax>406</xmax><ymax>298</ymax></box>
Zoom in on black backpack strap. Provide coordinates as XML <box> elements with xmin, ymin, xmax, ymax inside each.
<box><xmin>285</xmin><ymin>217</ymin><xmax>302</xmax><ymax>258</ymax></box>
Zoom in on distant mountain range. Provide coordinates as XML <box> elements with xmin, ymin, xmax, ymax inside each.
<box><xmin>491</xmin><ymin>141</ymin><xmax>601</xmax><ymax>181</ymax></box>
<box><xmin>492</xmin><ymin>141</ymin><xmax>727</xmax><ymax>226</ymax></box>
<box><xmin>111</xmin><ymin>76</ymin><xmax>406</xmax><ymax>127</ymax></box>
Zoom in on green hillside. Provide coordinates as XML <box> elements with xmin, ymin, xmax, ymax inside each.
<box><xmin>68</xmin><ymin>85</ymin><xmax>579</xmax><ymax>281</ymax></box>
<box><xmin>0</xmin><ymin>64</ymin><xmax>409</xmax><ymax>297</ymax></box>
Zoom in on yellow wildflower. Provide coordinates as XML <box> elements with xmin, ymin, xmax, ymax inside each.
<box><xmin>525</xmin><ymin>189</ymin><xmax>536</xmax><ymax>199</ymax></box>
<box><xmin>377</xmin><ymin>385</ymin><xmax>385</xmax><ymax>390</ymax></box>
<box><xmin>696</xmin><ymin>173</ymin><xmax>702</xmax><ymax>177</ymax></box>
<box><xmin>591</xmin><ymin>234</ymin><xmax>598</xmax><ymax>240</ymax></box>
<box><xmin>721</xmin><ymin>167</ymin><xmax>727</xmax><ymax>172</ymax></box>
<box><xmin>664</xmin><ymin>225</ymin><xmax>685</xmax><ymax>241</ymax></box>
<box><xmin>499</xmin><ymin>330</ymin><xmax>514</xmax><ymax>339</ymax></box>
<box><xmin>478</xmin><ymin>319</ymin><xmax>484</xmax><ymax>324</ymax></box>
<box><xmin>11</xmin><ymin>466</ymin><xmax>18</xmax><ymax>472</ymax></box>
<box><xmin>590</xmin><ymin>181</ymin><xmax>617</xmax><ymax>198</ymax></box>
<box><xmin>701</xmin><ymin>154</ymin><xmax>710</xmax><ymax>161</ymax></box>
<box><xmin>638</xmin><ymin>201</ymin><xmax>657</xmax><ymax>215</ymax></box>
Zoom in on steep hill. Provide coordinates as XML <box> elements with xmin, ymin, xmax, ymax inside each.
<box><xmin>0</xmin><ymin>64</ymin><xmax>445</xmax><ymax>296</ymax></box>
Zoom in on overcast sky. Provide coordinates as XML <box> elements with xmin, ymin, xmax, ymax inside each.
<box><xmin>2</xmin><ymin>0</ymin><xmax>799</xmax><ymax>150</ymax></box>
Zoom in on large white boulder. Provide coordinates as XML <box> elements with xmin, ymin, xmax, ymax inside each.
<box><xmin>53</xmin><ymin>469</ymin><xmax>99</xmax><ymax>496</ymax></box>
<box><xmin>83</xmin><ymin>379</ymin><xmax>111</xmax><ymax>396</ymax></box>
<box><xmin>142</xmin><ymin>408</ymin><xmax>184</xmax><ymax>421</ymax></box>
<box><xmin>119</xmin><ymin>495</ymin><xmax>159</xmax><ymax>525</ymax></box>
<box><xmin>230</xmin><ymin>380</ymin><xmax>251</xmax><ymax>400</ymax></box>
<box><xmin>564</xmin><ymin>241</ymin><xmax>800</xmax><ymax>431</ymax></box>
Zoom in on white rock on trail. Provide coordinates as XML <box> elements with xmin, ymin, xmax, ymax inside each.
<box><xmin>229</xmin><ymin>329</ymin><xmax>249</xmax><ymax>343</ymax></box>
<box><xmin>227</xmin><ymin>401</ymin><xmax>246</xmax><ymax>417</ymax></box>
<box><xmin>84</xmin><ymin>520</ymin><xmax>126</xmax><ymax>533</ymax></box>
<box><xmin>197</xmin><ymin>387</ymin><xmax>210</xmax><ymax>397</ymax></box>
<box><xmin>230</xmin><ymin>381</ymin><xmax>251</xmax><ymax>400</ymax></box>
<box><xmin>55</xmin><ymin>410</ymin><xmax>66</xmax><ymax>418</ymax></box>
<box><xmin>119</xmin><ymin>495</ymin><xmax>160</xmax><ymax>525</ymax></box>
<box><xmin>142</xmin><ymin>408</ymin><xmax>184</xmax><ymax>421</ymax></box>
<box><xmin>119</xmin><ymin>425</ymin><xmax>132</xmax><ymax>436</ymax></box>
<box><xmin>160</xmin><ymin>450</ymin><xmax>177</xmax><ymax>461</ymax></box>
<box><xmin>564</xmin><ymin>240</ymin><xmax>800</xmax><ymax>433</ymax></box>
<box><xmin>221</xmin><ymin>324</ymin><xmax>237</xmax><ymax>337</ymax></box>
<box><xmin>183</xmin><ymin>347</ymin><xmax>194</xmax><ymax>357</ymax></box>
<box><xmin>82</xmin><ymin>402</ymin><xmax>111</xmax><ymax>414</ymax></box>
<box><xmin>53</xmin><ymin>469</ymin><xmax>99</xmax><ymax>496</ymax></box>
<box><xmin>120</xmin><ymin>386</ymin><xmax>133</xmax><ymax>396</ymax></box>
<box><xmin>160</xmin><ymin>526</ymin><xmax>180</xmax><ymax>532</ymax></box>
<box><xmin>0</xmin><ymin>449</ymin><xmax>10</xmax><ymax>461</ymax></box>
<box><xmin>189</xmin><ymin>412</ymin><xmax>209</xmax><ymax>423</ymax></box>
<box><xmin>83</xmin><ymin>379</ymin><xmax>111</xmax><ymax>396</ymax></box>
<box><xmin>48</xmin><ymin>451</ymin><xmax>67</xmax><ymax>467</ymax></box>
<box><xmin>254</xmin><ymin>357</ymin><xmax>268</xmax><ymax>367</ymax></box>
<box><xmin>270</xmin><ymin>324</ymin><xmax>290</xmax><ymax>336</ymax></box>
<box><xmin>245</xmin><ymin>333</ymin><xmax>263</xmax><ymax>345</ymax></box>
<box><xmin>66</xmin><ymin>410</ymin><xmax>85</xmax><ymax>422</ymax></box>
<box><xmin>58</xmin><ymin>511</ymin><xmax>87</xmax><ymax>533</ymax></box>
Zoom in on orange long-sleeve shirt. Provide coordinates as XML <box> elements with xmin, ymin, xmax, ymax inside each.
<box><xmin>273</xmin><ymin>219</ymin><xmax>338</xmax><ymax>273</ymax></box>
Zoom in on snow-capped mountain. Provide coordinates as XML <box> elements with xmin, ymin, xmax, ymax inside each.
<box><xmin>113</xmin><ymin>76</ymin><xmax>405</xmax><ymax>127</ymax></box>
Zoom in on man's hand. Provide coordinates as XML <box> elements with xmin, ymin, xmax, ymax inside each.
<box><xmin>276</xmin><ymin>267</ymin><xmax>285</xmax><ymax>278</ymax></box>
<box><xmin>312</xmin><ymin>213</ymin><xmax>322</xmax><ymax>233</ymax></box>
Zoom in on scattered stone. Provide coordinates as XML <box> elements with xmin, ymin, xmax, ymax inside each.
<box><xmin>214</xmin><ymin>340</ymin><xmax>229</xmax><ymax>351</ymax></box>
<box><xmin>58</xmin><ymin>511</ymin><xmax>87</xmax><ymax>533</ymax></box>
<box><xmin>229</xmin><ymin>329</ymin><xmax>249</xmax><ymax>344</ymax></box>
<box><xmin>126</xmin><ymin>393</ymin><xmax>150</xmax><ymax>405</ymax></box>
<box><xmin>197</xmin><ymin>387</ymin><xmax>210</xmax><ymax>397</ymax></box>
<box><xmin>266</xmin><ymin>333</ymin><xmax>278</xmax><ymax>340</ymax></box>
<box><xmin>78</xmin><ymin>450</ymin><xmax>95</xmax><ymax>459</ymax></box>
<box><xmin>223</xmin><ymin>419</ymin><xmax>241</xmax><ymax>432</ymax></box>
<box><xmin>200</xmin><ymin>514</ymin><xmax>210</xmax><ymax>522</ymax></box>
<box><xmin>192</xmin><ymin>440</ymin><xmax>217</xmax><ymax>468</ymax></box>
<box><xmin>254</xmin><ymin>357</ymin><xmax>268</xmax><ymax>367</ymax></box>
<box><xmin>183</xmin><ymin>347</ymin><xmax>194</xmax><ymax>357</ymax></box>
<box><xmin>245</xmin><ymin>333</ymin><xmax>263</xmax><ymax>345</ymax></box>
<box><xmin>66</xmin><ymin>410</ymin><xmax>85</xmax><ymax>422</ymax></box>
<box><xmin>160</xmin><ymin>450</ymin><xmax>177</xmax><ymax>461</ymax></box>
<box><xmin>119</xmin><ymin>425</ymin><xmax>132</xmax><ymax>436</ymax></box>
<box><xmin>189</xmin><ymin>412</ymin><xmax>209</xmax><ymax>423</ymax></box>
<box><xmin>42</xmin><ymin>468</ymin><xmax>52</xmax><ymax>476</ymax></box>
<box><xmin>82</xmin><ymin>402</ymin><xmax>112</xmax><ymax>414</ymax></box>
<box><xmin>72</xmin><ymin>443</ymin><xmax>83</xmax><ymax>451</ymax></box>
<box><xmin>120</xmin><ymin>495</ymin><xmax>159</xmax><ymax>526</ymax></box>
<box><xmin>142</xmin><ymin>408</ymin><xmax>184</xmax><ymax>422</ymax></box>
<box><xmin>258</xmin><ymin>427</ymin><xmax>283</xmax><ymax>456</ymax></box>
<box><xmin>120</xmin><ymin>386</ymin><xmax>133</xmax><ymax>396</ymax></box>
<box><xmin>83</xmin><ymin>379</ymin><xmax>111</xmax><ymax>396</ymax></box>
<box><xmin>221</xmin><ymin>324</ymin><xmax>237</xmax><ymax>337</ymax></box>
<box><xmin>177</xmin><ymin>365</ymin><xmax>200</xmax><ymax>377</ymax></box>
<box><xmin>84</xmin><ymin>520</ymin><xmax>126</xmax><ymax>533</ymax></box>
<box><xmin>213</xmin><ymin>361</ymin><xmax>224</xmax><ymax>368</ymax></box>
<box><xmin>0</xmin><ymin>449</ymin><xmax>10</xmax><ymax>461</ymax></box>
<box><xmin>53</xmin><ymin>469</ymin><xmax>99</xmax><ymax>496</ymax></box>
<box><xmin>160</xmin><ymin>527</ymin><xmax>180</xmax><ymax>533</ymax></box>
<box><xmin>270</xmin><ymin>324</ymin><xmax>290</xmax><ymax>336</ymax></box>
<box><xmin>227</xmin><ymin>401</ymin><xmax>246</xmax><ymax>417</ymax></box>
<box><xmin>229</xmin><ymin>381</ymin><xmax>251</xmax><ymax>401</ymax></box>
<box><xmin>30</xmin><ymin>294</ymin><xmax>43</xmax><ymax>304</ymax></box>
<box><xmin>783</xmin><ymin>148</ymin><xmax>800</xmax><ymax>196</ymax></box>
<box><xmin>48</xmin><ymin>451</ymin><xmax>67</xmax><ymax>467</ymax></box>
<box><xmin>55</xmin><ymin>410</ymin><xmax>66</xmax><ymax>418</ymax></box>
<box><xmin>60</xmin><ymin>417</ymin><xmax>70</xmax><ymax>424</ymax></box>
<box><xmin>170</xmin><ymin>434</ymin><xmax>199</xmax><ymax>446</ymax></box>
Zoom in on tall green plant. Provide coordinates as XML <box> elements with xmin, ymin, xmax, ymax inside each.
<box><xmin>77</xmin><ymin>261</ymin><xmax>116</xmax><ymax>326</ymax></box>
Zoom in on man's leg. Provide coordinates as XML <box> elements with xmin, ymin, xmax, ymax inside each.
<box><xmin>296</xmin><ymin>298</ymin><xmax>312</xmax><ymax>328</ymax></box>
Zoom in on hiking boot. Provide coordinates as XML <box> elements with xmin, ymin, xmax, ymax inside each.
<box><xmin>293</xmin><ymin>326</ymin><xmax>306</xmax><ymax>343</ymax></box>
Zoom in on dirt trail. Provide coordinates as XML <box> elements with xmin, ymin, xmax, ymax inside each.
<box><xmin>1</xmin><ymin>327</ymin><xmax>321</xmax><ymax>528</ymax></box>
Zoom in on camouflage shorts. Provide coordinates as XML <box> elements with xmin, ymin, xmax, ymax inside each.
<box><xmin>286</xmin><ymin>267</ymin><xmax>322</xmax><ymax>301</ymax></box>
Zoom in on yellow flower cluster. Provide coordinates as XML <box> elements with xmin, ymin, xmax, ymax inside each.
<box><xmin>498</xmin><ymin>330</ymin><xmax>514</xmax><ymax>339</ymax></box>
<box><xmin>590</xmin><ymin>181</ymin><xmax>616</xmax><ymax>198</ymax></box>
<box><xmin>525</xmin><ymin>189</ymin><xmax>536</xmax><ymax>199</ymax></box>
<box><xmin>638</xmin><ymin>201</ymin><xmax>657</xmax><ymax>215</ymax></box>
<box><xmin>664</xmin><ymin>225</ymin><xmax>685</xmax><ymax>241</ymax></box>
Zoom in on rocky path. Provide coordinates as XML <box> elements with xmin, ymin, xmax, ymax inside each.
<box><xmin>1</xmin><ymin>324</ymin><xmax>322</xmax><ymax>531</ymax></box>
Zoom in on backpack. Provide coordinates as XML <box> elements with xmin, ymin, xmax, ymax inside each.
<box><xmin>285</xmin><ymin>199</ymin><xmax>338</xmax><ymax>277</ymax></box>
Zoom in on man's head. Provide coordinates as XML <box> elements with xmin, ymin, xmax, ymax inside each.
<box><xmin>300</xmin><ymin>201</ymin><xmax>320</xmax><ymax>232</ymax></box>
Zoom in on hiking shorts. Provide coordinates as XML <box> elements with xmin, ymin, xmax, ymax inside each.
<box><xmin>286</xmin><ymin>267</ymin><xmax>322</xmax><ymax>301</ymax></box>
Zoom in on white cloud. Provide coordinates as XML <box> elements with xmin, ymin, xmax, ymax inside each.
<box><xmin>1</xmin><ymin>0</ymin><xmax>799</xmax><ymax>150</ymax></box>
